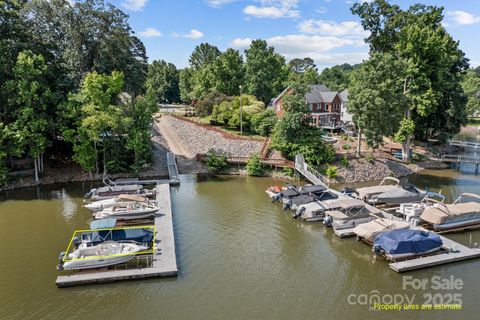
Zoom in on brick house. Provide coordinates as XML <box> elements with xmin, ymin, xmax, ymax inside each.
<box><xmin>272</xmin><ymin>84</ymin><xmax>345</xmax><ymax>129</ymax></box>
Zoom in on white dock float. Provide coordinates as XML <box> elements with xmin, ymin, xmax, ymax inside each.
<box><xmin>334</xmin><ymin>228</ymin><xmax>356</xmax><ymax>238</ymax></box>
<box><xmin>389</xmin><ymin>234</ymin><xmax>480</xmax><ymax>273</ymax></box>
<box><xmin>55</xmin><ymin>181</ymin><xmax>177</xmax><ymax>287</ymax></box>
<box><xmin>167</xmin><ymin>152</ymin><xmax>180</xmax><ymax>185</ymax></box>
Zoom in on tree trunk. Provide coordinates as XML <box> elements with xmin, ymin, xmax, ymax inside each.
<box><xmin>40</xmin><ymin>153</ymin><xmax>44</xmax><ymax>173</ymax></box>
<box><xmin>356</xmin><ymin>127</ymin><xmax>362</xmax><ymax>158</ymax></box>
<box><xmin>402</xmin><ymin>109</ymin><xmax>411</xmax><ymax>162</ymax></box>
<box><xmin>33</xmin><ymin>156</ymin><xmax>39</xmax><ymax>184</ymax></box>
<box><xmin>94</xmin><ymin>141</ymin><xmax>99</xmax><ymax>175</ymax></box>
<box><xmin>103</xmin><ymin>141</ymin><xmax>107</xmax><ymax>179</ymax></box>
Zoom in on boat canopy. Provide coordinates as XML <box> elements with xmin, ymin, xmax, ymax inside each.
<box><xmin>326</xmin><ymin>210</ymin><xmax>349</xmax><ymax>220</ymax></box>
<box><xmin>374</xmin><ymin>229</ymin><xmax>443</xmax><ymax>254</ymax></box>
<box><xmin>356</xmin><ymin>185</ymin><xmax>398</xmax><ymax>200</ymax></box>
<box><xmin>331</xmin><ymin>198</ymin><xmax>365</xmax><ymax>210</ymax></box>
<box><xmin>301</xmin><ymin>202</ymin><xmax>326</xmax><ymax>212</ymax></box>
<box><xmin>375</xmin><ymin>185</ymin><xmax>425</xmax><ymax>204</ymax></box>
<box><xmin>291</xmin><ymin>194</ymin><xmax>317</xmax><ymax>206</ymax></box>
<box><xmin>97</xmin><ymin>184</ymin><xmax>142</xmax><ymax>193</ymax></box>
<box><xmin>301</xmin><ymin>185</ymin><xmax>327</xmax><ymax>193</ymax></box>
<box><xmin>281</xmin><ymin>189</ymin><xmax>299</xmax><ymax>197</ymax></box>
<box><xmin>420</xmin><ymin>202</ymin><xmax>480</xmax><ymax>224</ymax></box>
<box><xmin>117</xmin><ymin>194</ymin><xmax>148</xmax><ymax>202</ymax></box>
<box><xmin>353</xmin><ymin>218</ymin><xmax>410</xmax><ymax>242</ymax></box>
<box><xmin>90</xmin><ymin>218</ymin><xmax>117</xmax><ymax>229</ymax></box>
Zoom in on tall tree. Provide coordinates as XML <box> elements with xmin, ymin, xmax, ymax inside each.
<box><xmin>179</xmin><ymin>68</ymin><xmax>194</xmax><ymax>103</ymax></box>
<box><xmin>352</xmin><ymin>0</ymin><xmax>468</xmax><ymax>161</ymax></box>
<box><xmin>245</xmin><ymin>39</ymin><xmax>288</xmax><ymax>104</ymax></box>
<box><xmin>288</xmin><ymin>57</ymin><xmax>316</xmax><ymax>74</ymax></box>
<box><xmin>6</xmin><ymin>51</ymin><xmax>54</xmax><ymax>183</ymax></box>
<box><xmin>211</xmin><ymin>48</ymin><xmax>244</xmax><ymax>96</ymax></box>
<box><xmin>146</xmin><ymin>60</ymin><xmax>180</xmax><ymax>104</ymax></box>
<box><xmin>348</xmin><ymin>53</ymin><xmax>406</xmax><ymax>155</ymax></box>
<box><xmin>189</xmin><ymin>43</ymin><xmax>221</xmax><ymax>70</ymax></box>
<box><xmin>461</xmin><ymin>69</ymin><xmax>480</xmax><ymax>118</ymax></box>
<box><xmin>317</xmin><ymin>63</ymin><xmax>356</xmax><ymax>92</ymax></box>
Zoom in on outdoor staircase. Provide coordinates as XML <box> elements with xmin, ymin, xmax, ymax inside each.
<box><xmin>294</xmin><ymin>154</ymin><xmax>329</xmax><ymax>187</ymax></box>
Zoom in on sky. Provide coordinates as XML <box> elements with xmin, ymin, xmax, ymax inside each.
<box><xmin>107</xmin><ymin>0</ymin><xmax>480</xmax><ymax>70</ymax></box>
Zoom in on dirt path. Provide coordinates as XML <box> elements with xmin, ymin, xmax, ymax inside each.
<box><xmin>155</xmin><ymin>115</ymin><xmax>194</xmax><ymax>158</ymax></box>
<box><xmin>154</xmin><ymin>115</ymin><xmax>206</xmax><ymax>174</ymax></box>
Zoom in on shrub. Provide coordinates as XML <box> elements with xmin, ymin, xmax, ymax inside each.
<box><xmin>206</xmin><ymin>151</ymin><xmax>228</xmax><ymax>173</ymax></box>
<box><xmin>365</xmin><ymin>153</ymin><xmax>375</xmax><ymax>163</ymax></box>
<box><xmin>282</xmin><ymin>167</ymin><xmax>294</xmax><ymax>177</ymax></box>
<box><xmin>246</xmin><ymin>153</ymin><xmax>263</xmax><ymax>176</ymax></box>
<box><xmin>341</xmin><ymin>155</ymin><xmax>349</xmax><ymax>167</ymax></box>
<box><xmin>196</xmin><ymin>91</ymin><xmax>231</xmax><ymax>117</ymax></box>
<box><xmin>342</xmin><ymin>143</ymin><xmax>351</xmax><ymax>150</ymax></box>
<box><xmin>325</xmin><ymin>165</ymin><xmax>338</xmax><ymax>179</ymax></box>
<box><xmin>251</xmin><ymin>109</ymin><xmax>278</xmax><ymax>136</ymax></box>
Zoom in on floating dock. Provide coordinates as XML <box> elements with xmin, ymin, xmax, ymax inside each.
<box><xmin>389</xmin><ymin>233</ymin><xmax>480</xmax><ymax>273</ymax></box>
<box><xmin>55</xmin><ymin>181</ymin><xmax>177</xmax><ymax>287</ymax></box>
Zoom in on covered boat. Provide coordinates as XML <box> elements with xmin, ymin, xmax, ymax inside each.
<box><xmin>279</xmin><ymin>185</ymin><xmax>328</xmax><ymax>204</ymax></box>
<box><xmin>353</xmin><ymin>218</ymin><xmax>410</xmax><ymax>244</ymax></box>
<box><xmin>94</xmin><ymin>203</ymin><xmax>159</xmax><ymax>220</ymax></box>
<box><xmin>72</xmin><ymin>221</ymin><xmax>154</xmax><ymax>247</ymax></box>
<box><xmin>284</xmin><ymin>189</ymin><xmax>338</xmax><ymax>210</ymax></box>
<box><xmin>354</xmin><ymin>177</ymin><xmax>400</xmax><ymax>204</ymax></box>
<box><xmin>59</xmin><ymin>241</ymin><xmax>148</xmax><ymax>270</ymax></box>
<box><xmin>84</xmin><ymin>194</ymin><xmax>150</xmax><ymax>212</ymax></box>
<box><xmin>85</xmin><ymin>184</ymin><xmax>146</xmax><ymax>200</ymax></box>
<box><xmin>323</xmin><ymin>198</ymin><xmax>379</xmax><ymax>230</ymax></box>
<box><xmin>373</xmin><ymin>229</ymin><xmax>443</xmax><ymax>261</ymax></box>
<box><xmin>374</xmin><ymin>184</ymin><xmax>427</xmax><ymax>205</ymax></box>
<box><xmin>293</xmin><ymin>202</ymin><xmax>327</xmax><ymax>221</ymax></box>
<box><xmin>419</xmin><ymin>193</ymin><xmax>480</xmax><ymax>231</ymax></box>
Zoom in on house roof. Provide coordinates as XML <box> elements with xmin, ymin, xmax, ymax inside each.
<box><xmin>305</xmin><ymin>85</ymin><xmax>338</xmax><ymax>104</ymax></box>
<box><xmin>273</xmin><ymin>84</ymin><xmax>338</xmax><ymax>106</ymax></box>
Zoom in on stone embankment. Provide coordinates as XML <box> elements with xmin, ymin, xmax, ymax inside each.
<box><xmin>333</xmin><ymin>158</ymin><xmax>414</xmax><ymax>184</ymax></box>
<box><xmin>159</xmin><ymin>115</ymin><xmax>263</xmax><ymax>157</ymax></box>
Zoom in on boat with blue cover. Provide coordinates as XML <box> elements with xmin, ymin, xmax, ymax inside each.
<box><xmin>72</xmin><ymin>219</ymin><xmax>154</xmax><ymax>248</ymax></box>
<box><xmin>373</xmin><ymin>229</ymin><xmax>443</xmax><ymax>261</ymax></box>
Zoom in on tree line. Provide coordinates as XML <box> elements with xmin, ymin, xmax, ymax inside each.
<box><xmin>0</xmin><ymin>0</ymin><xmax>154</xmax><ymax>185</ymax></box>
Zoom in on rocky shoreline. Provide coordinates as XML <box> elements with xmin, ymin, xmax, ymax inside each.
<box><xmin>160</xmin><ymin>115</ymin><xmax>263</xmax><ymax>157</ymax></box>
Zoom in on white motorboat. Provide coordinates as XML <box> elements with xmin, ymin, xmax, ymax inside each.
<box><xmin>420</xmin><ymin>193</ymin><xmax>480</xmax><ymax>231</ymax></box>
<box><xmin>94</xmin><ymin>203</ymin><xmax>159</xmax><ymax>220</ymax></box>
<box><xmin>323</xmin><ymin>198</ymin><xmax>379</xmax><ymax>230</ymax></box>
<box><xmin>59</xmin><ymin>241</ymin><xmax>148</xmax><ymax>270</ymax></box>
<box><xmin>396</xmin><ymin>192</ymin><xmax>445</xmax><ymax>223</ymax></box>
<box><xmin>84</xmin><ymin>194</ymin><xmax>150</xmax><ymax>212</ymax></box>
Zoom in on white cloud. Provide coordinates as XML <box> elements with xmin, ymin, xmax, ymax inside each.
<box><xmin>122</xmin><ymin>0</ymin><xmax>148</xmax><ymax>12</ymax></box>
<box><xmin>230</xmin><ymin>34</ymin><xmax>368</xmax><ymax>66</ymax></box>
<box><xmin>243</xmin><ymin>0</ymin><xmax>300</xmax><ymax>19</ymax></box>
<box><xmin>447</xmin><ymin>11</ymin><xmax>480</xmax><ymax>25</ymax></box>
<box><xmin>175</xmin><ymin>29</ymin><xmax>204</xmax><ymax>39</ymax></box>
<box><xmin>207</xmin><ymin>0</ymin><xmax>238</xmax><ymax>7</ymax></box>
<box><xmin>139</xmin><ymin>28</ymin><xmax>162</xmax><ymax>38</ymax></box>
<box><xmin>298</xmin><ymin>19</ymin><xmax>368</xmax><ymax>37</ymax></box>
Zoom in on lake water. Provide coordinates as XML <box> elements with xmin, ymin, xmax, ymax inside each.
<box><xmin>0</xmin><ymin>172</ymin><xmax>479</xmax><ymax>320</ymax></box>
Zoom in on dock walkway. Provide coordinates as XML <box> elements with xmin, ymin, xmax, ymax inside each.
<box><xmin>389</xmin><ymin>233</ymin><xmax>480</xmax><ymax>272</ymax></box>
<box><xmin>55</xmin><ymin>181</ymin><xmax>177</xmax><ymax>287</ymax></box>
